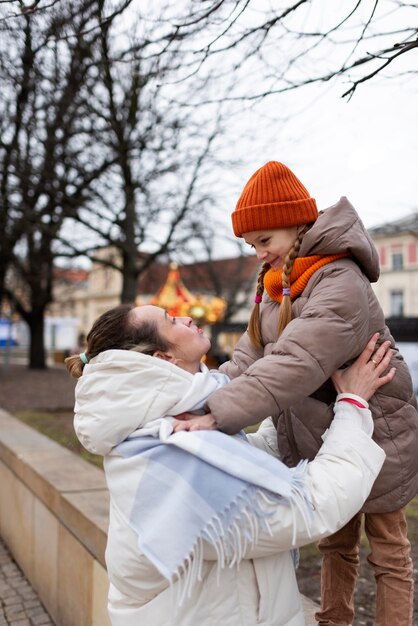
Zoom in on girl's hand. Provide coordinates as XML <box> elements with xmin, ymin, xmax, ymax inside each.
<box><xmin>173</xmin><ymin>413</ymin><xmax>217</xmax><ymax>432</ymax></box>
<box><xmin>331</xmin><ymin>333</ymin><xmax>396</xmax><ymax>401</ymax></box>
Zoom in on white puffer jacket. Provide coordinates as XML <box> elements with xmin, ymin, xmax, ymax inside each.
<box><xmin>74</xmin><ymin>350</ymin><xmax>385</xmax><ymax>626</ymax></box>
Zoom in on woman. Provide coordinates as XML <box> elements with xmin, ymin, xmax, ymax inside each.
<box><xmin>66</xmin><ymin>303</ymin><xmax>391</xmax><ymax>626</ymax></box>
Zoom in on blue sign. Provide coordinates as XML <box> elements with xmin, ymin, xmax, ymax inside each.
<box><xmin>0</xmin><ymin>319</ymin><xmax>17</xmax><ymax>347</ymax></box>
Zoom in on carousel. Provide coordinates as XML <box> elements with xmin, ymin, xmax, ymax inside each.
<box><xmin>148</xmin><ymin>263</ymin><xmax>226</xmax><ymax>325</ymax></box>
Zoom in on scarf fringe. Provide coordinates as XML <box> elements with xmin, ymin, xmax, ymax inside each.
<box><xmin>170</xmin><ymin>458</ymin><xmax>312</xmax><ymax>606</ymax></box>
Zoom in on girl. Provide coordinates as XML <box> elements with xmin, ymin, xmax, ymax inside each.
<box><xmin>178</xmin><ymin>161</ymin><xmax>418</xmax><ymax>626</ymax></box>
<box><xmin>66</xmin><ymin>303</ymin><xmax>390</xmax><ymax>626</ymax></box>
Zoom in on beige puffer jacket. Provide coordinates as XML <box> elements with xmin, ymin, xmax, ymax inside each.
<box><xmin>210</xmin><ymin>197</ymin><xmax>418</xmax><ymax>513</ymax></box>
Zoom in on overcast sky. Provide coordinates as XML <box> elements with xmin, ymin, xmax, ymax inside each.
<box><xmin>231</xmin><ymin>77</ymin><xmax>417</xmax><ymax>228</ymax></box>
<box><xmin>210</xmin><ymin>75</ymin><xmax>417</xmax><ymax>257</ymax></box>
<box><xmin>66</xmin><ymin>1</ymin><xmax>418</xmax><ymax>262</ymax></box>
<box><xmin>189</xmin><ymin>1</ymin><xmax>418</xmax><ymax>254</ymax></box>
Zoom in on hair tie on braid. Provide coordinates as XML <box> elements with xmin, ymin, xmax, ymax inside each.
<box><xmin>254</xmin><ymin>295</ymin><xmax>262</xmax><ymax>303</ymax></box>
<box><xmin>276</xmin><ymin>225</ymin><xmax>312</xmax><ymax>337</ymax></box>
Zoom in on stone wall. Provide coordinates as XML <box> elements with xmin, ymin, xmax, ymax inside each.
<box><xmin>0</xmin><ymin>409</ymin><xmax>110</xmax><ymax>626</ymax></box>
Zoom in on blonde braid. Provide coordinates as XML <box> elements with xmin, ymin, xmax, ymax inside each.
<box><xmin>248</xmin><ymin>262</ymin><xmax>270</xmax><ymax>348</ymax></box>
<box><xmin>277</xmin><ymin>224</ymin><xmax>311</xmax><ymax>336</ymax></box>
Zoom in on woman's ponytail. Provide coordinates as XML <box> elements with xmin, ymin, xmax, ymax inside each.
<box><xmin>65</xmin><ymin>353</ymin><xmax>87</xmax><ymax>379</ymax></box>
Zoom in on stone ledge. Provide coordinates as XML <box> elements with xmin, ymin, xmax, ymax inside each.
<box><xmin>0</xmin><ymin>409</ymin><xmax>107</xmax><ymax>566</ymax></box>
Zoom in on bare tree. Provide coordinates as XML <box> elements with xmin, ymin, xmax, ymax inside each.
<box><xmin>0</xmin><ymin>1</ymin><xmax>114</xmax><ymax>368</ymax></box>
<box><xmin>0</xmin><ymin>0</ymin><xmax>231</xmax><ymax>369</ymax></box>
<box><xmin>157</xmin><ymin>1</ymin><xmax>417</xmax><ymax>102</ymax></box>
<box><xmin>56</xmin><ymin>2</ymin><xmax>229</xmax><ymax>303</ymax></box>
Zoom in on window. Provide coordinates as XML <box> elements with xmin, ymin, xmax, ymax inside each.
<box><xmin>378</xmin><ymin>246</ymin><xmax>386</xmax><ymax>266</ymax></box>
<box><xmin>103</xmin><ymin>268</ymin><xmax>112</xmax><ymax>289</ymax></box>
<box><xmin>391</xmin><ymin>252</ymin><xmax>403</xmax><ymax>270</ymax></box>
<box><xmin>408</xmin><ymin>242</ymin><xmax>417</xmax><ymax>265</ymax></box>
<box><xmin>390</xmin><ymin>290</ymin><xmax>404</xmax><ymax>317</ymax></box>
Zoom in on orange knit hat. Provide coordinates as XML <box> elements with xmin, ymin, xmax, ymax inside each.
<box><xmin>231</xmin><ymin>161</ymin><xmax>318</xmax><ymax>236</ymax></box>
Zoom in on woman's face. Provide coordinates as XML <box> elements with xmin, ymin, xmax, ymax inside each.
<box><xmin>243</xmin><ymin>227</ymin><xmax>298</xmax><ymax>269</ymax></box>
<box><xmin>131</xmin><ymin>305</ymin><xmax>211</xmax><ymax>373</ymax></box>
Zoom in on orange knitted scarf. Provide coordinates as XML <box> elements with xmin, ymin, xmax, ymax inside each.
<box><xmin>264</xmin><ymin>253</ymin><xmax>350</xmax><ymax>303</ymax></box>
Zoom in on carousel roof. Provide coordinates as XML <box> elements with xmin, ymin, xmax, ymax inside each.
<box><xmin>149</xmin><ymin>262</ymin><xmax>226</xmax><ymax>322</ymax></box>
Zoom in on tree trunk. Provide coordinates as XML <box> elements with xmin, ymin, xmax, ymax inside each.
<box><xmin>120</xmin><ymin>186</ymin><xmax>138</xmax><ymax>304</ymax></box>
<box><xmin>28</xmin><ymin>307</ymin><xmax>47</xmax><ymax>369</ymax></box>
<box><xmin>121</xmin><ymin>269</ymin><xmax>138</xmax><ymax>304</ymax></box>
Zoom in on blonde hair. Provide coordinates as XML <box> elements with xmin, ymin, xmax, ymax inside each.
<box><xmin>248</xmin><ymin>224</ymin><xmax>312</xmax><ymax>348</ymax></box>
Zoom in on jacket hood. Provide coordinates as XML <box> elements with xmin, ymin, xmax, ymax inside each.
<box><xmin>74</xmin><ymin>350</ymin><xmax>196</xmax><ymax>455</ymax></box>
<box><xmin>300</xmin><ymin>197</ymin><xmax>380</xmax><ymax>282</ymax></box>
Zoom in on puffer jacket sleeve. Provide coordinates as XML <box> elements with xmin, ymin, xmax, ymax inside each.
<box><xmin>246</xmin><ymin>417</ymin><xmax>281</xmax><ymax>458</ymax></box>
<box><xmin>218</xmin><ymin>330</ymin><xmax>263</xmax><ymax>380</ymax></box>
<box><xmin>203</xmin><ymin>402</ymin><xmax>386</xmax><ymax>560</ymax></box>
<box><xmin>208</xmin><ymin>264</ymin><xmax>371</xmax><ymax>434</ymax></box>
<box><xmin>277</xmin><ymin>396</ymin><xmax>335</xmax><ymax>466</ymax></box>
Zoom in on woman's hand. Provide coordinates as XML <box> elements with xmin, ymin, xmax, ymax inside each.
<box><xmin>332</xmin><ymin>333</ymin><xmax>396</xmax><ymax>401</ymax></box>
<box><xmin>172</xmin><ymin>412</ymin><xmax>217</xmax><ymax>432</ymax></box>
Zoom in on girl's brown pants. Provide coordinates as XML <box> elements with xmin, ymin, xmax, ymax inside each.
<box><xmin>315</xmin><ymin>508</ymin><xmax>414</xmax><ymax>626</ymax></box>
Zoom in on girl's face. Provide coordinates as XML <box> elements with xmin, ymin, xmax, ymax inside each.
<box><xmin>243</xmin><ymin>227</ymin><xmax>298</xmax><ymax>270</ymax></box>
<box><xmin>131</xmin><ymin>305</ymin><xmax>211</xmax><ymax>373</ymax></box>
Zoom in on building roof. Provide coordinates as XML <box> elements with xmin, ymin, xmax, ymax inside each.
<box><xmin>136</xmin><ymin>255</ymin><xmax>259</xmax><ymax>295</ymax></box>
<box><xmin>368</xmin><ymin>211</ymin><xmax>418</xmax><ymax>237</ymax></box>
<box><xmin>53</xmin><ymin>267</ymin><xmax>89</xmax><ymax>286</ymax></box>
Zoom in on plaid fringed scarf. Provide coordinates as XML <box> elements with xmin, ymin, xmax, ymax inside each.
<box><xmin>105</xmin><ymin>426</ymin><xmax>311</xmax><ymax>605</ymax></box>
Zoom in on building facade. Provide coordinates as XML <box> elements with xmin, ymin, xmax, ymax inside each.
<box><xmin>369</xmin><ymin>212</ymin><xmax>418</xmax><ymax>318</ymax></box>
<box><xmin>368</xmin><ymin>213</ymin><xmax>418</xmax><ymax>393</ymax></box>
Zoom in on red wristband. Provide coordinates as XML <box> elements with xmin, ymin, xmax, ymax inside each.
<box><xmin>337</xmin><ymin>397</ymin><xmax>366</xmax><ymax>409</ymax></box>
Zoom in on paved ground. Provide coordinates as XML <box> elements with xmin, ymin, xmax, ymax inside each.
<box><xmin>0</xmin><ymin>538</ymin><xmax>53</xmax><ymax>626</ymax></box>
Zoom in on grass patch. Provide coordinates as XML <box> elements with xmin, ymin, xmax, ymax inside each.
<box><xmin>244</xmin><ymin>422</ymin><xmax>262</xmax><ymax>434</ymax></box>
<box><xmin>14</xmin><ymin>410</ymin><xmax>103</xmax><ymax>469</ymax></box>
